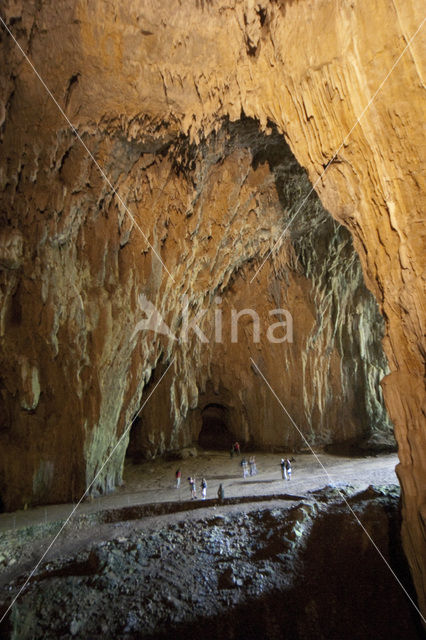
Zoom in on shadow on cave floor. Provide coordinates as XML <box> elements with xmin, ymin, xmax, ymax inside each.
<box><xmin>206</xmin><ymin>474</ymin><xmax>242</xmax><ymax>480</ymax></box>
<box><xmin>234</xmin><ymin>479</ymin><xmax>278</xmax><ymax>485</ymax></box>
<box><xmin>324</xmin><ymin>438</ymin><xmax>397</xmax><ymax>457</ymax></box>
<box><xmin>140</xmin><ymin>497</ymin><xmax>422</xmax><ymax>640</ymax></box>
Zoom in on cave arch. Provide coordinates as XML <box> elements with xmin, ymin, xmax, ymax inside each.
<box><xmin>0</xmin><ymin>0</ymin><xmax>424</xmax><ymax>617</ymax></box>
<box><xmin>198</xmin><ymin>404</ymin><xmax>233</xmax><ymax>450</ymax></box>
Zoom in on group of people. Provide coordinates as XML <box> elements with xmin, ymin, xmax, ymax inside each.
<box><xmin>182</xmin><ymin>474</ymin><xmax>208</xmax><ymax>500</ymax></box>
<box><xmin>176</xmin><ymin>471</ymin><xmax>225</xmax><ymax>502</ymax></box>
<box><xmin>175</xmin><ymin>452</ymin><xmax>294</xmax><ymax>501</ymax></box>
<box><xmin>240</xmin><ymin>456</ymin><xmax>257</xmax><ymax>478</ymax></box>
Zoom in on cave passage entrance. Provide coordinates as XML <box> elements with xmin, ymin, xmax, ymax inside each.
<box><xmin>198</xmin><ymin>404</ymin><xmax>233</xmax><ymax>450</ymax></box>
<box><xmin>125</xmin><ymin>415</ymin><xmax>144</xmax><ymax>462</ymax></box>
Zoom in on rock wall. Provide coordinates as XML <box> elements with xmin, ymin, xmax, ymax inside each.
<box><xmin>136</xmin><ymin>123</ymin><xmax>392</xmax><ymax>457</ymax></box>
<box><xmin>0</xmin><ymin>0</ymin><xmax>424</xmax><ymax>615</ymax></box>
<box><xmin>0</xmin><ymin>111</ymin><xmax>392</xmax><ymax>500</ymax></box>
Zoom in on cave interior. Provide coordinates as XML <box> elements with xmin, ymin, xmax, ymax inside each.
<box><xmin>0</xmin><ymin>0</ymin><xmax>425</xmax><ymax>637</ymax></box>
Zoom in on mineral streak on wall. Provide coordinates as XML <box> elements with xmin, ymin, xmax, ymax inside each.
<box><xmin>0</xmin><ymin>0</ymin><xmax>424</xmax><ymax>615</ymax></box>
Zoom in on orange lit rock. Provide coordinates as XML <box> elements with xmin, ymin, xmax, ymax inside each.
<box><xmin>0</xmin><ymin>0</ymin><xmax>424</xmax><ymax>616</ymax></box>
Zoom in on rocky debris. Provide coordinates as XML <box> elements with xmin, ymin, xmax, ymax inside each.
<box><xmin>0</xmin><ymin>486</ymin><xmax>421</xmax><ymax>639</ymax></box>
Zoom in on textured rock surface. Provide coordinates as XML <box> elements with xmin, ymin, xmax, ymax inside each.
<box><xmin>129</xmin><ymin>123</ymin><xmax>392</xmax><ymax>459</ymax></box>
<box><xmin>0</xmin><ymin>486</ymin><xmax>421</xmax><ymax>639</ymax></box>
<box><xmin>0</xmin><ymin>0</ymin><xmax>424</xmax><ymax>614</ymax></box>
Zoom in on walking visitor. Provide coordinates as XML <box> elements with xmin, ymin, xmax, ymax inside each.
<box><xmin>285</xmin><ymin>458</ymin><xmax>292</xmax><ymax>481</ymax></box>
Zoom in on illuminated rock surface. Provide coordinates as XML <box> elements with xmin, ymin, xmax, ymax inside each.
<box><xmin>0</xmin><ymin>0</ymin><xmax>424</xmax><ymax>617</ymax></box>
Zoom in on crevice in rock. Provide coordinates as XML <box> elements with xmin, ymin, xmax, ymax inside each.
<box><xmin>64</xmin><ymin>73</ymin><xmax>80</xmax><ymax>109</ymax></box>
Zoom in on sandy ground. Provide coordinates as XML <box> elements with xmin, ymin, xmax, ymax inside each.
<box><xmin>0</xmin><ymin>450</ymin><xmax>399</xmax><ymax>534</ymax></box>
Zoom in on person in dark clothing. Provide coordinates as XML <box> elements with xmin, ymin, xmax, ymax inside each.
<box><xmin>217</xmin><ymin>484</ymin><xmax>225</xmax><ymax>502</ymax></box>
<box><xmin>188</xmin><ymin>476</ymin><xmax>197</xmax><ymax>499</ymax></box>
<box><xmin>201</xmin><ymin>478</ymin><xmax>207</xmax><ymax>499</ymax></box>
<box><xmin>285</xmin><ymin>458</ymin><xmax>292</xmax><ymax>480</ymax></box>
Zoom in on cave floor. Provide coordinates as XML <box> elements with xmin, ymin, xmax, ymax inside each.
<box><xmin>1</xmin><ymin>450</ymin><xmax>421</xmax><ymax>640</ymax></box>
<box><xmin>0</xmin><ymin>450</ymin><xmax>398</xmax><ymax>586</ymax></box>
<box><xmin>0</xmin><ymin>450</ymin><xmax>398</xmax><ymax>534</ymax></box>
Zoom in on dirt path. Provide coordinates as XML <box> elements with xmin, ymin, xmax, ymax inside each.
<box><xmin>0</xmin><ymin>450</ymin><xmax>398</xmax><ymax>534</ymax></box>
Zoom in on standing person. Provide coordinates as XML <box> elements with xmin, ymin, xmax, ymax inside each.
<box><xmin>285</xmin><ymin>458</ymin><xmax>292</xmax><ymax>481</ymax></box>
<box><xmin>241</xmin><ymin>456</ymin><xmax>248</xmax><ymax>478</ymax></box>
<box><xmin>280</xmin><ymin>458</ymin><xmax>287</xmax><ymax>480</ymax></box>
<box><xmin>234</xmin><ymin>441</ymin><xmax>240</xmax><ymax>456</ymax></box>
<box><xmin>217</xmin><ymin>484</ymin><xmax>225</xmax><ymax>502</ymax></box>
<box><xmin>249</xmin><ymin>456</ymin><xmax>254</xmax><ymax>476</ymax></box>
<box><xmin>201</xmin><ymin>477</ymin><xmax>207</xmax><ymax>500</ymax></box>
<box><xmin>252</xmin><ymin>455</ymin><xmax>257</xmax><ymax>475</ymax></box>
<box><xmin>188</xmin><ymin>476</ymin><xmax>197</xmax><ymax>499</ymax></box>
<box><xmin>175</xmin><ymin>469</ymin><xmax>181</xmax><ymax>488</ymax></box>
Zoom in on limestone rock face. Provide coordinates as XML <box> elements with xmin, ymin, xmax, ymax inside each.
<box><xmin>128</xmin><ymin>123</ymin><xmax>392</xmax><ymax>460</ymax></box>
<box><xmin>0</xmin><ymin>0</ymin><xmax>424</xmax><ymax>615</ymax></box>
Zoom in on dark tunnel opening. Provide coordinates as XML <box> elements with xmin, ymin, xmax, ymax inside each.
<box><xmin>126</xmin><ymin>415</ymin><xmax>144</xmax><ymax>462</ymax></box>
<box><xmin>198</xmin><ymin>404</ymin><xmax>233</xmax><ymax>450</ymax></box>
